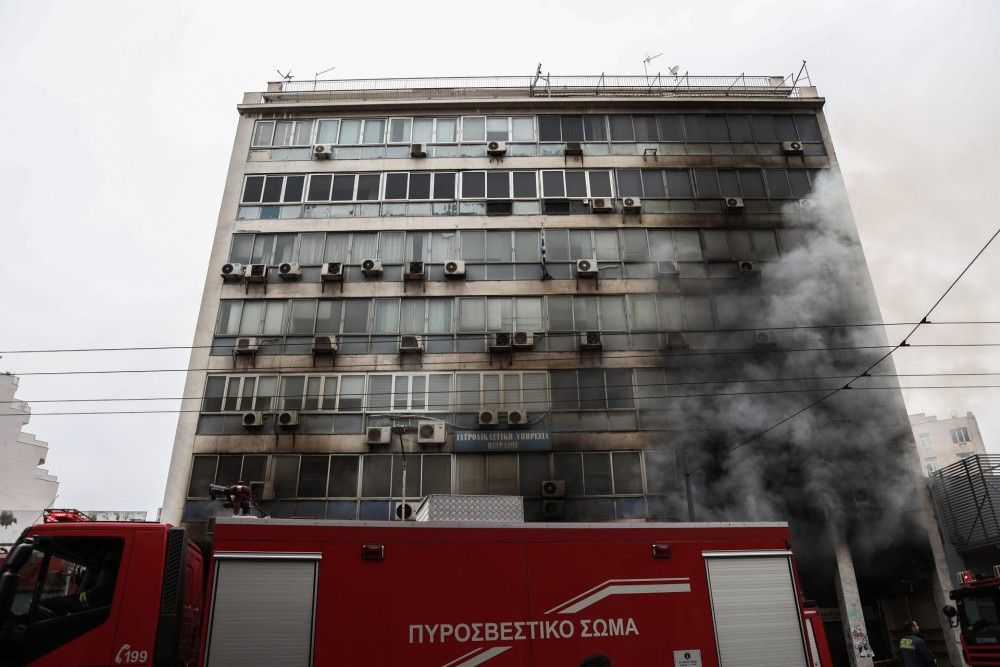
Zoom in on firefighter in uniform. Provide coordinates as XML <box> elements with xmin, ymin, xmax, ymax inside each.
<box><xmin>899</xmin><ymin>620</ymin><xmax>936</xmax><ymax>666</ymax></box>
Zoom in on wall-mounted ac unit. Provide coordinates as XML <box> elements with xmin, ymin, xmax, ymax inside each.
<box><xmin>564</xmin><ymin>141</ymin><xmax>584</xmax><ymax>156</ymax></box>
<box><xmin>312</xmin><ymin>335</ymin><xmax>338</xmax><ymax>355</ymax></box>
<box><xmin>221</xmin><ymin>263</ymin><xmax>245</xmax><ymax>281</ymax></box>
<box><xmin>622</xmin><ymin>197</ymin><xmax>642</xmax><ymax>212</ymax></box>
<box><xmin>575</xmin><ymin>258</ymin><xmax>598</xmax><ymax>277</ymax></box>
<box><xmin>277</xmin><ymin>410</ymin><xmax>299</xmax><ymax>427</ymax></box>
<box><xmin>512</xmin><ymin>331</ymin><xmax>535</xmax><ymax>349</ymax></box>
<box><xmin>797</xmin><ymin>198</ymin><xmax>816</xmax><ymax>209</ymax></box>
<box><xmin>541</xmin><ymin>480</ymin><xmax>566</xmax><ymax>498</ymax></box>
<box><xmin>724</xmin><ymin>196</ymin><xmax>745</xmax><ymax>211</ymax></box>
<box><xmin>278</xmin><ymin>262</ymin><xmax>302</xmax><ymax>280</ymax></box>
<box><xmin>477</xmin><ymin>410</ymin><xmax>499</xmax><ymax>428</ymax></box>
<box><xmin>737</xmin><ymin>260</ymin><xmax>760</xmax><ymax>277</ymax></box>
<box><xmin>366</xmin><ymin>426</ymin><xmax>392</xmax><ymax>445</ymax></box>
<box><xmin>321</xmin><ymin>262</ymin><xmax>344</xmax><ymax>282</ymax></box>
<box><xmin>542</xmin><ymin>499</ymin><xmax>566</xmax><ymax>520</ymax></box>
<box><xmin>410</xmin><ymin>143</ymin><xmax>427</xmax><ymax>158</ymax></box>
<box><xmin>393</xmin><ymin>501</ymin><xmax>416</xmax><ymax>521</ymax></box>
<box><xmin>781</xmin><ymin>140</ymin><xmax>804</xmax><ymax>155</ymax></box>
<box><xmin>233</xmin><ymin>337</ymin><xmax>260</xmax><ymax>354</ymax></box>
<box><xmin>486</xmin><ymin>140</ymin><xmax>507</xmax><ymax>156</ymax></box>
<box><xmin>399</xmin><ymin>335</ymin><xmax>424</xmax><ymax>353</ymax></box>
<box><xmin>444</xmin><ymin>260</ymin><xmax>466</xmax><ymax>278</ymax></box>
<box><xmin>405</xmin><ymin>261</ymin><xmax>425</xmax><ymax>280</ymax></box>
<box><xmin>750</xmin><ymin>330</ymin><xmax>778</xmax><ymax>351</ymax></box>
<box><xmin>417</xmin><ymin>419</ymin><xmax>446</xmax><ymax>445</ymax></box>
<box><xmin>588</xmin><ymin>197</ymin><xmax>614</xmax><ymax>213</ymax></box>
<box><xmin>361</xmin><ymin>259</ymin><xmax>383</xmax><ymax>276</ymax></box>
<box><xmin>245</xmin><ymin>264</ymin><xmax>268</xmax><ymax>283</ymax></box>
<box><xmin>490</xmin><ymin>332</ymin><xmax>512</xmax><ymax>351</ymax></box>
<box><xmin>241</xmin><ymin>411</ymin><xmax>264</xmax><ymax>428</ymax></box>
<box><xmin>578</xmin><ymin>331</ymin><xmax>603</xmax><ymax>350</ymax></box>
<box><xmin>506</xmin><ymin>409</ymin><xmax>528</xmax><ymax>427</ymax></box>
<box><xmin>313</xmin><ymin>144</ymin><xmax>334</xmax><ymax>159</ymax></box>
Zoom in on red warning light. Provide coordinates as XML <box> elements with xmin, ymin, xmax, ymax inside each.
<box><xmin>960</xmin><ymin>570</ymin><xmax>976</xmax><ymax>585</ymax></box>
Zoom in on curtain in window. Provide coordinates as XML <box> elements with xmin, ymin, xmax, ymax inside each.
<box><xmin>350</xmin><ymin>234</ymin><xmax>377</xmax><ymax>263</ymax></box>
<box><xmin>379</xmin><ymin>232</ymin><xmax>405</xmax><ymax>263</ymax></box>
<box><xmin>427</xmin><ymin>300</ymin><xmax>452</xmax><ymax>334</ymax></box>
<box><xmin>239</xmin><ymin>302</ymin><xmax>265</xmax><ymax>335</ymax></box>
<box><xmin>298</xmin><ymin>233</ymin><xmax>325</xmax><ymax>264</ymax></box>
<box><xmin>325</xmin><ymin>234</ymin><xmax>350</xmax><ymax>262</ymax></box>
<box><xmin>430</xmin><ymin>232</ymin><xmax>459</xmax><ymax>262</ymax></box>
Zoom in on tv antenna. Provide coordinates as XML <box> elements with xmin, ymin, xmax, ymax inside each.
<box><xmin>313</xmin><ymin>65</ymin><xmax>336</xmax><ymax>90</ymax></box>
<box><xmin>275</xmin><ymin>68</ymin><xmax>294</xmax><ymax>82</ymax></box>
<box><xmin>642</xmin><ymin>52</ymin><xmax>663</xmax><ymax>80</ymax></box>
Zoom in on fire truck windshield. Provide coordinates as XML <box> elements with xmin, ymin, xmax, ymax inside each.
<box><xmin>957</xmin><ymin>589</ymin><xmax>1000</xmax><ymax>635</ymax></box>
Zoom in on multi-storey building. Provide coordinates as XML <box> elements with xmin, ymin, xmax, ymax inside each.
<box><xmin>0</xmin><ymin>373</ymin><xmax>58</xmax><ymax>545</ymax></box>
<box><xmin>910</xmin><ymin>410</ymin><xmax>988</xmax><ymax>474</ymax></box>
<box><xmin>160</xmin><ymin>75</ymin><xmax>958</xmax><ymax>664</ymax></box>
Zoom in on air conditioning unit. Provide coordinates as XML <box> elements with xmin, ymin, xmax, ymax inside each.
<box><xmin>656</xmin><ymin>261</ymin><xmax>680</xmax><ymax>277</ymax></box>
<box><xmin>313</xmin><ymin>144</ymin><xmax>334</xmax><ymax>159</ymax></box>
<box><xmin>666</xmin><ymin>331</ymin><xmax>690</xmax><ymax>351</ymax></box>
<box><xmin>417</xmin><ymin>419</ymin><xmax>446</xmax><ymax>445</ymax></box>
<box><xmin>277</xmin><ymin>410</ymin><xmax>299</xmax><ymax>427</ymax></box>
<box><xmin>399</xmin><ymin>335</ymin><xmax>424</xmax><ymax>353</ymax></box>
<box><xmin>477</xmin><ymin>410</ymin><xmax>499</xmax><ymax>428</ymax></box>
<box><xmin>312</xmin><ymin>335</ymin><xmax>338</xmax><ymax>355</ymax></box>
<box><xmin>588</xmin><ymin>197</ymin><xmax>614</xmax><ymax>213</ymax></box>
<box><xmin>578</xmin><ymin>331</ymin><xmax>603</xmax><ymax>351</ymax></box>
<box><xmin>233</xmin><ymin>337</ymin><xmax>260</xmax><ymax>354</ymax></box>
<box><xmin>366</xmin><ymin>426</ymin><xmax>392</xmax><ymax>445</ymax></box>
<box><xmin>797</xmin><ymin>198</ymin><xmax>816</xmax><ymax>209</ymax></box>
<box><xmin>737</xmin><ymin>260</ymin><xmax>761</xmax><ymax>277</ymax></box>
<box><xmin>221</xmin><ymin>263</ymin><xmax>245</xmax><ymax>281</ymax></box>
<box><xmin>575</xmin><ymin>258</ymin><xmax>599</xmax><ymax>277</ymax></box>
<box><xmin>781</xmin><ymin>140</ymin><xmax>804</xmax><ymax>155</ymax></box>
<box><xmin>245</xmin><ymin>264</ymin><xmax>268</xmax><ymax>283</ymax></box>
<box><xmin>565</xmin><ymin>141</ymin><xmax>584</xmax><ymax>156</ymax></box>
<box><xmin>512</xmin><ymin>331</ymin><xmax>535</xmax><ymax>349</ymax></box>
<box><xmin>750</xmin><ymin>330</ymin><xmax>778</xmax><ymax>351</ymax></box>
<box><xmin>278</xmin><ymin>262</ymin><xmax>302</xmax><ymax>280</ymax></box>
<box><xmin>486</xmin><ymin>140</ymin><xmax>507</xmax><ymax>156</ymax></box>
<box><xmin>724</xmin><ymin>196</ymin><xmax>745</xmax><ymax>211</ymax></box>
<box><xmin>361</xmin><ymin>259</ymin><xmax>383</xmax><ymax>276</ymax></box>
<box><xmin>241</xmin><ymin>412</ymin><xmax>264</xmax><ymax>428</ymax></box>
<box><xmin>410</xmin><ymin>143</ymin><xmax>427</xmax><ymax>158</ymax></box>
<box><xmin>506</xmin><ymin>409</ymin><xmax>528</xmax><ymax>427</ymax></box>
<box><xmin>542</xmin><ymin>499</ymin><xmax>566</xmax><ymax>520</ymax></box>
<box><xmin>444</xmin><ymin>260</ymin><xmax>466</xmax><ymax>279</ymax></box>
<box><xmin>622</xmin><ymin>196</ymin><xmax>642</xmax><ymax>212</ymax></box>
<box><xmin>541</xmin><ymin>480</ymin><xmax>566</xmax><ymax>498</ymax></box>
<box><xmin>405</xmin><ymin>261</ymin><xmax>425</xmax><ymax>280</ymax></box>
<box><xmin>321</xmin><ymin>262</ymin><xmax>344</xmax><ymax>282</ymax></box>
<box><xmin>490</xmin><ymin>332</ymin><xmax>512</xmax><ymax>351</ymax></box>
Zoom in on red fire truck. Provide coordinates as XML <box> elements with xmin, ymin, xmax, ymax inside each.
<box><xmin>947</xmin><ymin>568</ymin><xmax>1000</xmax><ymax>666</ymax></box>
<box><xmin>0</xmin><ymin>517</ymin><xmax>831</xmax><ymax>666</ymax></box>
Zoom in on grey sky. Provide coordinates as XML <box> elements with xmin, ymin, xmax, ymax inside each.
<box><xmin>1</xmin><ymin>0</ymin><xmax>997</xmax><ymax>515</ymax></box>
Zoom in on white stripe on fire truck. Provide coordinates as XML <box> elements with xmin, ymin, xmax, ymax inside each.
<box><xmin>441</xmin><ymin>646</ymin><xmax>512</xmax><ymax>667</ymax></box>
<box><xmin>545</xmin><ymin>578</ymin><xmax>692</xmax><ymax>615</ymax></box>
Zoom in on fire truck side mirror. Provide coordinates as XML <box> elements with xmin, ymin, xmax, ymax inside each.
<box><xmin>0</xmin><ymin>542</ymin><xmax>35</xmax><ymax>627</ymax></box>
<box><xmin>943</xmin><ymin>604</ymin><xmax>959</xmax><ymax>628</ymax></box>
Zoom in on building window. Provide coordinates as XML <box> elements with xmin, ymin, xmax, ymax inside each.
<box><xmin>918</xmin><ymin>433</ymin><xmax>933</xmax><ymax>451</ymax></box>
<box><xmin>925</xmin><ymin>462</ymin><xmax>938</xmax><ymax>474</ymax></box>
<box><xmin>951</xmin><ymin>427</ymin><xmax>971</xmax><ymax>444</ymax></box>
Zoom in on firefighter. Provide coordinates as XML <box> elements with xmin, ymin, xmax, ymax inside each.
<box><xmin>899</xmin><ymin>620</ymin><xmax>936</xmax><ymax>666</ymax></box>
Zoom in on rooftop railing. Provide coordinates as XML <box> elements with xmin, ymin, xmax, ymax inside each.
<box><xmin>263</xmin><ymin>74</ymin><xmax>807</xmax><ymax>103</ymax></box>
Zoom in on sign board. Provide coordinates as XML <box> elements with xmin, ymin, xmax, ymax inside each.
<box><xmin>454</xmin><ymin>430</ymin><xmax>552</xmax><ymax>452</ymax></box>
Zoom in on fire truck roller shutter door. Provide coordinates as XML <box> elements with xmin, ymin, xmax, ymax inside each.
<box><xmin>205</xmin><ymin>556</ymin><xmax>319</xmax><ymax>667</ymax></box>
<box><xmin>704</xmin><ymin>554</ymin><xmax>810</xmax><ymax>667</ymax></box>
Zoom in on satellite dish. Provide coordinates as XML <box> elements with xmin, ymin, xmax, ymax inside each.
<box><xmin>668</xmin><ymin>65</ymin><xmax>681</xmax><ymax>76</ymax></box>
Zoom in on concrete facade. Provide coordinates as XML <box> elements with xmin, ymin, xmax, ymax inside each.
<box><xmin>0</xmin><ymin>373</ymin><xmax>58</xmax><ymax>545</ymax></box>
<box><xmin>910</xmin><ymin>411</ymin><xmax>987</xmax><ymax>474</ymax></box>
<box><xmin>159</xmin><ymin>76</ymin><xmax>960</xmax><ymax>664</ymax></box>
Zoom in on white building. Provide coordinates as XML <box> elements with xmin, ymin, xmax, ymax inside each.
<box><xmin>910</xmin><ymin>411</ymin><xmax>987</xmax><ymax>474</ymax></box>
<box><xmin>0</xmin><ymin>373</ymin><xmax>58</xmax><ymax>544</ymax></box>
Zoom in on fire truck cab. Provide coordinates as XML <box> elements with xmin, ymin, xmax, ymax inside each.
<box><xmin>948</xmin><ymin>568</ymin><xmax>1000</xmax><ymax>666</ymax></box>
<box><xmin>1</xmin><ymin>518</ymin><xmax>830</xmax><ymax>666</ymax></box>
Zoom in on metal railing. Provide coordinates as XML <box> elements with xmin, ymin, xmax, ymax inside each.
<box><xmin>931</xmin><ymin>455</ymin><xmax>1000</xmax><ymax>551</ymax></box>
<box><xmin>265</xmin><ymin>74</ymin><xmax>802</xmax><ymax>102</ymax></box>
